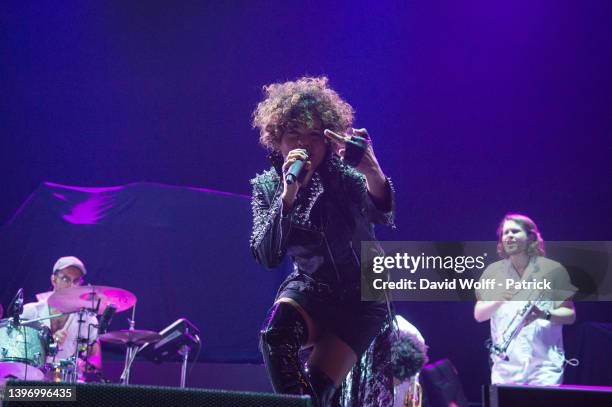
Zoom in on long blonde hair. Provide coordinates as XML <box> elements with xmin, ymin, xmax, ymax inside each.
<box><xmin>496</xmin><ymin>213</ymin><xmax>545</xmax><ymax>258</ymax></box>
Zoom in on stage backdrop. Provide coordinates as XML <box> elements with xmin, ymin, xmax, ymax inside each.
<box><xmin>0</xmin><ymin>181</ymin><xmax>291</xmax><ymax>362</ymax></box>
<box><xmin>1</xmin><ymin>181</ymin><xmax>611</xmax><ymax>399</ymax></box>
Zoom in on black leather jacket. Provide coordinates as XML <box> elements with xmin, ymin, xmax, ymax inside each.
<box><xmin>250</xmin><ymin>153</ymin><xmax>395</xmax><ymax>290</ymax></box>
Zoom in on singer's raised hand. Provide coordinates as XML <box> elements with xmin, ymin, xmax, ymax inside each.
<box><xmin>281</xmin><ymin>148</ymin><xmax>312</xmax><ymax>211</ymax></box>
<box><xmin>323</xmin><ymin>128</ymin><xmax>383</xmax><ymax>178</ymax></box>
<box><xmin>324</xmin><ymin>128</ymin><xmax>389</xmax><ymax>205</ymax></box>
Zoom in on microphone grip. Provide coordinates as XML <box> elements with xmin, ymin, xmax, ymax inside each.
<box><xmin>285</xmin><ymin>159</ymin><xmax>307</xmax><ymax>185</ymax></box>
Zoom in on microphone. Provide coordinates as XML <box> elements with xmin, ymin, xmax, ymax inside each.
<box><xmin>285</xmin><ymin>150</ymin><xmax>309</xmax><ymax>185</ymax></box>
<box><xmin>98</xmin><ymin>304</ymin><xmax>117</xmax><ymax>334</ymax></box>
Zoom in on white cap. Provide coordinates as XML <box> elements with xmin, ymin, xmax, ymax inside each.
<box><xmin>52</xmin><ymin>256</ymin><xmax>87</xmax><ymax>276</ymax></box>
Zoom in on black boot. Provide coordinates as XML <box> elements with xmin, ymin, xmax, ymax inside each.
<box><xmin>259</xmin><ymin>302</ymin><xmax>314</xmax><ymax>397</ymax></box>
<box><xmin>307</xmin><ymin>365</ymin><xmax>338</xmax><ymax>407</ymax></box>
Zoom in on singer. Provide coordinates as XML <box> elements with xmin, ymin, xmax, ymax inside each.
<box><xmin>250</xmin><ymin>76</ymin><xmax>395</xmax><ymax>406</ymax></box>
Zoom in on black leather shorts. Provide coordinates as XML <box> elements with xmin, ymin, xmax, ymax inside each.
<box><xmin>276</xmin><ymin>272</ymin><xmax>388</xmax><ymax>357</ymax></box>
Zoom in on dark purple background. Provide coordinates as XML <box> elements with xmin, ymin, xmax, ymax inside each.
<box><xmin>2</xmin><ymin>1</ymin><xmax>611</xmax><ymax>402</ymax></box>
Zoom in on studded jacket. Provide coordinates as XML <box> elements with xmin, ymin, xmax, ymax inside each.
<box><xmin>250</xmin><ymin>153</ymin><xmax>395</xmax><ymax>289</ymax></box>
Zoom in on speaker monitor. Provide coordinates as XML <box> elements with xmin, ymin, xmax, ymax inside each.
<box><xmin>483</xmin><ymin>384</ymin><xmax>612</xmax><ymax>407</ymax></box>
<box><xmin>3</xmin><ymin>380</ymin><xmax>312</xmax><ymax>407</ymax></box>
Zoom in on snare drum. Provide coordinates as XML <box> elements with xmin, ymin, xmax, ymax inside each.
<box><xmin>0</xmin><ymin>319</ymin><xmax>53</xmax><ymax>382</ymax></box>
<box><xmin>45</xmin><ymin>359</ymin><xmax>77</xmax><ymax>383</ymax></box>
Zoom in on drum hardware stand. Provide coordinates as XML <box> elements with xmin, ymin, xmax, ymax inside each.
<box><xmin>178</xmin><ymin>344</ymin><xmax>190</xmax><ymax>388</ymax></box>
<box><xmin>82</xmin><ymin>299</ymin><xmax>102</xmax><ymax>381</ymax></box>
<box><xmin>120</xmin><ymin>303</ymin><xmax>137</xmax><ymax>385</ymax></box>
<box><xmin>68</xmin><ymin>293</ymin><xmax>99</xmax><ymax>384</ymax></box>
<box><xmin>67</xmin><ymin>306</ymin><xmax>88</xmax><ymax>383</ymax></box>
<box><xmin>60</xmin><ymin>359</ymin><xmax>75</xmax><ymax>382</ymax></box>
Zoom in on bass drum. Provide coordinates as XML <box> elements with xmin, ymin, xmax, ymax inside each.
<box><xmin>0</xmin><ymin>319</ymin><xmax>54</xmax><ymax>383</ymax></box>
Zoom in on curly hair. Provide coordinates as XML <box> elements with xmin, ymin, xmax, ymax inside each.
<box><xmin>252</xmin><ymin>76</ymin><xmax>354</xmax><ymax>150</ymax></box>
<box><xmin>390</xmin><ymin>336</ymin><xmax>428</xmax><ymax>382</ymax></box>
<box><xmin>496</xmin><ymin>213</ymin><xmax>546</xmax><ymax>258</ymax></box>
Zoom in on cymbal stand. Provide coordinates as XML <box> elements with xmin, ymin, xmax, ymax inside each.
<box><xmin>69</xmin><ymin>307</ymin><xmax>87</xmax><ymax>383</ymax></box>
<box><xmin>69</xmin><ymin>287</ymin><xmax>100</xmax><ymax>383</ymax></box>
<box><xmin>120</xmin><ymin>303</ymin><xmax>137</xmax><ymax>385</ymax></box>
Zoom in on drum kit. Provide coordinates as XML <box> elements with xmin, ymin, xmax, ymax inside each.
<box><xmin>0</xmin><ymin>285</ymin><xmax>162</xmax><ymax>385</ymax></box>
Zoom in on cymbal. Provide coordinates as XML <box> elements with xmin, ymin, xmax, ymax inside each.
<box><xmin>99</xmin><ymin>330</ymin><xmax>161</xmax><ymax>346</ymax></box>
<box><xmin>47</xmin><ymin>286</ymin><xmax>136</xmax><ymax>314</ymax></box>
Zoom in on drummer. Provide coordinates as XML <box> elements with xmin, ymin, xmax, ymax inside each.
<box><xmin>20</xmin><ymin>256</ymin><xmax>101</xmax><ymax>376</ymax></box>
